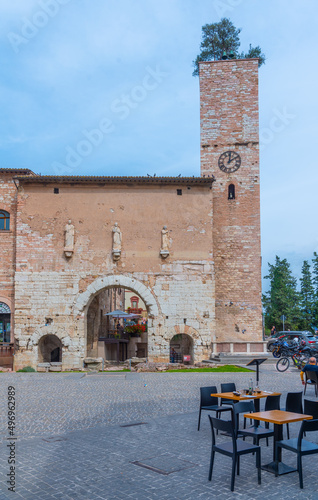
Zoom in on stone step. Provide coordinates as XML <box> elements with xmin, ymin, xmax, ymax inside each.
<box><xmin>204</xmin><ymin>353</ymin><xmax>276</xmax><ymax>365</ymax></box>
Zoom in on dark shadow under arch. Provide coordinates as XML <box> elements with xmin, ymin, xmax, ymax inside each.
<box><xmin>38</xmin><ymin>334</ymin><xmax>62</xmax><ymax>363</ymax></box>
<box><xmin>170</xmin><ymin>333</ymin><xmax>194</xmax><ymax>364</ymax></box>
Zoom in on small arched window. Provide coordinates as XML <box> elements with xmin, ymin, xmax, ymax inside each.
<box><xmin>228</xmin><ymin>184</ymin><xmax>235</xmax><ymax>200</ymax></box>
<box><xmin>0</xmin><ymin>210</ymin><xmax>10</xmax><ymax>230</ymax></box>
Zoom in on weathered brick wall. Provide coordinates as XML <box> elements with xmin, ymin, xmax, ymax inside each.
<box><xmin>0</xmin><ymin>173</ymin><xmax>18</xmax><ymax>339</ymax></box>
<box><xmin>199</xmin><ymin>59</ymin><xmax>262</xmax><ymax>342</ymax></box>
<box><xmin>13</xmin><ymin>181</ymin><xmax>215</xmax><ymax>369</ymax></box>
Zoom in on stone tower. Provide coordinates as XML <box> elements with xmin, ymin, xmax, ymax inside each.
<box><xmin>199</xmin><ymin>59</ymin><xmax>262</xmax><ymax>342</ymax></box>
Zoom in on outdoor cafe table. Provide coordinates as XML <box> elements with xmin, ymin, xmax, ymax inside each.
<box><xmin>213</xmin><ymin>390</ymin><xmax>281</xmax><ymax>415</ymax></box>
<box><xmin>243</xmin><ymin>410</ymin><xmax>313</xmax><ymax>475</ymax></box>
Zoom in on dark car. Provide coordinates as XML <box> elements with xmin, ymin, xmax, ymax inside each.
<box><xmin>267</xmin><ymin>331</ymin><xmax>318</xmax><ymax>351</ymax></box>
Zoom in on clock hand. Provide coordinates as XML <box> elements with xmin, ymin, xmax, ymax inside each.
<box><xmin>228</xmin><ymin>154</ymin><xmax>238</xmax><ymax>163</ymax></box>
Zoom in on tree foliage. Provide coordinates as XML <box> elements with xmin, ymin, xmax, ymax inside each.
<box><xmin>263</xmin><ymin>254</ymin><xmax>318</xmax><ymax>333</ymax></box>
<box><xmin>299</xmin><ymin>260</ymin><xmax>314</xmax><ymax>330</ymax></box>
<box><xmin>193</xmin><ymin>18</ymin><xmax>265</xmax><ymax>76</ymax></box>
<box><xmin>263</xmin><ymin>256</ymin><xmax>299</xmax><ymax>331</ymax></box>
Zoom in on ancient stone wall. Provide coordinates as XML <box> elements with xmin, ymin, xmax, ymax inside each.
<box><xmin>13</xmin><ymin>180</ymin><xmax>215</xmax><ymax>369</ymax></box>
<box><xmin>199</xmin><ymin>59</ymin><xmax>262</xmax><ymax>342</ymax></box>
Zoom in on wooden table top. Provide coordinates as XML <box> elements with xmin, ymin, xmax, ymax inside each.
<box><xmin>213</xmin><ymin>391</ymin><xmax>281</xmax><ymax>401</ymax></box>
<box><xmin>243</xmin><ymin>410</ymin><xmax>313</xmax><ymax>425</ymax></box>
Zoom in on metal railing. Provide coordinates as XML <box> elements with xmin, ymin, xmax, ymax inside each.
<box><xmin>99</xmin><ymin>330</ymin><xmax>129</xmax><ymax>341</ymax></box>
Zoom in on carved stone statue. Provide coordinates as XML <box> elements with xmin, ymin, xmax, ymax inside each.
<box><xmin>160</xmin><ymin>225</ymin><xmax>170</xmax><ymax>258</ymax></box>
<box><xmin>64</xmin><ymin>220</ymin><xmax>74</xmax><ymax>257</ymax></box>
<box><xmin>112</xmin><ymin>223</ymin><xmax>122</xmax><ymax>260</ymax></box>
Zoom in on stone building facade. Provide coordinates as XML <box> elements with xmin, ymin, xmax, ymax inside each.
<box><xmin>0</xmin><ymin>58</ymin><xmax>263</xmax><ymax>370</ymax></box>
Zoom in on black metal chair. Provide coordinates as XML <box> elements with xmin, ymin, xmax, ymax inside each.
<box><xmin>285</xmin><ymin>392</ymin><xmax>303</xmax><ymax>439</ymax></box>
<box><xmin>198</xmin><ymin>386</ymin><xmax>232</xmax><ymax>431</ymax></box>
<box><xmin>304</xmin><ymin>370</ymin><xmax>318</xmax><ymax>397</ymax></box>
<box><xmin>275</xmin><ymin>419</ymin><xmax>318</xmax><ymax>488</ymax></box>
<box><xmin>220</xmin><ymin>382</ymin><xmax>237</xmax><ymax>407</ymax></box>
<box><xmin>232</xmin><ymin>400</ymin><xmax>274</xmax><ymax>446</ymax></box>
<box><xmin>264</xmin><ymin>394</ymin><xmax>281</xmax><ymax>445</ymax></box>
<box><xmin>208</xmin><ymin>415</ymin><xmax>261</xmax><ymax>492</ymax></box>
<box><xmin>304</xmin><ymin>399</ymin><xmax>318</xmax><ymax>418</ymax></box>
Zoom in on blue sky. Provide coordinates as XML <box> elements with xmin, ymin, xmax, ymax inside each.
<box><xmin>1</xmin><ymin>0</ymin><xmax>317</xmax><ymax>285</ymax></box>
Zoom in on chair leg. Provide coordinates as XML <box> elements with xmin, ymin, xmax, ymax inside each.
<box><xmin>286</xmin><ymin>423</ymin><xmax>290</xmax><ymax>440</ymax></box>
<box><xmin>208</xmin><ymin>450</ymin><xmax>215</xmax><ymax>481</ymax></box>
<box><xmin>257</xmin><ymin>449</ymin><xmax>261</xmax><ymax>485</ymax></box>
<box><xmin>231</xmin><ymin>457</ymin><xmax>236</xmax><ymax>492</ymax></box>
<box><xmin>198</xmin><ymin>409</ymin><xmax>202</xmax><ymax>431</ymax></box>
<box><xmin>237</xmin><ymin>455</ymin><xmax>240</xmax><ymax>475</ymax></box>
<box><xmin>298</xmin><ymin>454</ymin><xmax>303</xmax><ymax>489</ymax></box>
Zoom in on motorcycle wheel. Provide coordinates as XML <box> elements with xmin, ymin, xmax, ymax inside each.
<box><xmin>272</xmin><ymin>349</ymin><xmax>281</xmax><ymax>358</ymax></box>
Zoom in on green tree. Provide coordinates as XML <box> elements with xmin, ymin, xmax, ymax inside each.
<box><xmin>263</xmin><ymin>256</ymin><xmax>300</xmax><ymax>331</ymax></box>
<box><xmin>299</xmin><ymin>260</ymin><xmax>314</xmax><ymax>330</ymax></box>
<box><xmin>311</xmin><ymin>252</ymin><xmax>318</xmax><ymax>329</ymax></box>
<box><xmin>192</xmin><ymin>18</ymin><xmax>265</xmax><ymax>76</ymax></box>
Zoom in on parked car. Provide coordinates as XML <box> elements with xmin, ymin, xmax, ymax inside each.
<box><xmin>267</xmin><ymin>331</ymin><xmax>318</xmax><ymax>351</ymax></box>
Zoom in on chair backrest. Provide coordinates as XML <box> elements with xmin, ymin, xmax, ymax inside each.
<box><xmin>298</xmin><ymin>419</ymin><xmax>318</xmax><ymax>449</ymax></box>
<box><xmin>221</xmin><ymin>382</ymin><xmax>236</xmax><ymax>393</ymax></box>
<box><xmin>304</xmin><ymin>399</ymin><xmax>318</xmax><ymax>418</ymax></box>
<box><xmin>265</xmin><ymin>394</ymin><xmax>281</xmax><ymax>412</ymax></box>
<box><xmin>220</xmin><ymin>382</ymin><xmax>236</xmax><ymax>405</ymax></box>
<box><xmin>285</xmin><ymin>391</ymin><xmax>303</xmax><ymax>414</ymax></box>
<box><xmin>232</xmin><ymin>400</ymin><xmax>255</xmax><ymax>435</ymax></box>
<box><xmin>200</xmin><ymin>386</ymin><xmax>218</xmax><ymax>407</ymax></box>
<box><xmin>209</xmin><ymin>415</ymin><xmax>236</xmax><ymax>450</ymax></box>
<box><xmin>305</xmin><ymin>369</ymin><xmax>318</xmax><ymax>384</ymax></box>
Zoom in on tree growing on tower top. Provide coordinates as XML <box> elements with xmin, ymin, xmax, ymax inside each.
<box><xmin>192</xmin><ymin>18</ymin><xmax>265</xmax><ymax>76</ymax></box>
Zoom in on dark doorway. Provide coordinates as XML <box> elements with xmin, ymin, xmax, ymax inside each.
<box><xmin>38</xmin><ymin>335</ymin><xmax>62</xmax><ymax>363</ymax></box>
<box><xmin>0</xmin><ymin>313</ymin><xmax>11</xmax><ymax>343</ymax></box>
<box><xmin>51</xmin><ymin>347</ymin><xmax>61</xmax><ymax>362</ymax></box>
<box><xmin>170</xmin><ymin>334</ymin><xmax>194</xmax><ymax>364</ymax></box>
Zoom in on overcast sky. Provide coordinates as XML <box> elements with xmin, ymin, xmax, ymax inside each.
<box><xmin>1</xmin><ymin>0</ymin><xmax>317</xmax><ymax>286</ymax></box>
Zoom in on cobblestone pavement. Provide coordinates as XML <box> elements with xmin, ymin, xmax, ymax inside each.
<box><xmin>1</xmin><ymin>363</ymin><xmax>318</xmax><ymax>499</ymax></box>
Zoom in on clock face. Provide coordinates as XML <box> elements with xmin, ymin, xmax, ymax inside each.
<box><xmin>218</xmin><ymin>151</ymin><xmax>241</xmax><ymax>173</ymax></box>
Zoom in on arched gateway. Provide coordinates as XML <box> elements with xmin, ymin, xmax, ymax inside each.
<box><xmin>74</xmin><ymin>275</ymin><xmax>159</xmax><ymax>318</ymax></box>
<box><xmin>73</xmin><ymin>275</ymin><xmax>161</xmax><ymax>363</ymax></box>
<box><xmin>72</xmin><ymin>274</ymin><xmax>212</xmax><ymax>366</ymax></box>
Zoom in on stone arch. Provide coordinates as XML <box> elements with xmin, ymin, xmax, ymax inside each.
<box><xmin>73</xmin><ymin>275</ymin><xmax>159</xmax><ymax>317</ymax></box>
<box><xmin>0</xmin><ymin>296</ymin><xmax>12</xmax><ymax>312</ymax></box>
<box><xmin>38</xmin><ymin>334</ymin><xmax>63</xmax><ymax>363</ymax></box>
<box><xmin>165</xmin><ymin>325</ymin><xmax>205</xmax><ymax>364</ymax></box>
<box><xmin>166</xmin><ymin>324</ymin><xmax>202</xmax><ymax>341</ymax></box>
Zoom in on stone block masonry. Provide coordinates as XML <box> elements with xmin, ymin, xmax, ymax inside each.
<box><xmin>12</xmin><ymin>178</ymin><xmax>215</xmax><ymax>369</ymax></box>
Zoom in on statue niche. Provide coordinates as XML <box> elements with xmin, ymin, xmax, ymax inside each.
<box><xmin>64</xmin><ymin>220</ymin><xmax>75</xmax><ymax>258</ymax></box>
<box><xmin>112</xmin><ymin>223</ymin><xmax>122</xmax><ymax>261</ymax></box>
<box><xmin>160</xmin><ymin>225</ymin><xmax>170</xmax><ymax>258</ymax></box>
